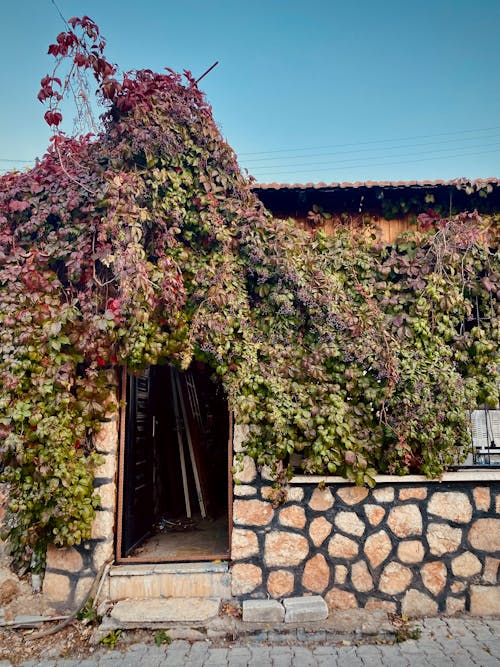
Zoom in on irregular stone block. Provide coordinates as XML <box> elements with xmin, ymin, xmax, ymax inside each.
<box><xmin>451</xmin><ymin>581</ymin><xmax>466</xmax><ymax>593</ymax></box>
<box><xmin>234</xmin><ymin>484</ymin><xmax>257</xmax><ymax>497</ymax></box>
<box><xmin>261</xmin><ymin>486</ymin><xmax>275</xmax><ymax>500</ymax></box>
<box><xmin>428</xmin><ymin>492</ymin><xmax>472</xmax><ymax>523</ymax></box>
<box><xmin>283</xmin><ymin>595</ymin><xmax>328</xmax><ymax>623</ymax></box>
<box><xmin>482</xmin><ymin>556</ymin><xmax>499</xmax><ymax>584</ymax></box>
<box><xmin>336</xmin><ymin>487</ymin><xmax>368</xmax><ymax>505</ymax></box>
<box><xmin>94</xmin><ymin>416</ymin><xmax>119</xmax><ymax>455</ymax></box>
<box><xmin>242</xmin><ymin>599</ymin><xmax>284</xmax><ymax>623</ymax></box>
<box><xmin>42</xmin><ymin>572</ymin><xmax>71</xmax><ymax>605</ymax></box>
<box><xmin>334</xmin><ymin>511</ymin><xmax>365</xmax><ymax>536</ymax></box>
<box><xmin>267</xmin><ymin>570</ymin><xmax>294</xmax><ymax>598</ymax></box>
<box><xmin>451</xmin><ymin>551</ymin><xmax>482</xmax><ymax>577</ymax></box>
<box><xmin>401</xmin><ymin>589</ymin><xmax>438</xmax><ymax>617</ymax></box>
<box><xmin>91</xmin><ymin>509</ymin><xmax>115</xmax><ymax>540</ymax></box>
<box><xmin>421</xmin><ymin>561</ymin><xmax>447</xmax><ymax>596</ymax></box>
<box><xmin>75</xmin><ymin>576</ymin><xmax>94</xmax><ymax>605</ymax></box>
<box><xmin>309</xmin><ymin>516</ymin><xmax>332</xmax><ymax>546</ymax></box>
<box><xmin>427</xmin><ymin>522</ymin><xmax>462</xmax><ymax>556</ymax></box>
<box><xmin>93</xmin><ymin>453</ymin><xmax>116</xmax><ymax>479</ymax></box>
<box><xmin>233</xmin><ymin>424</ymin><xmax>249</xmax><ymax>452</ymax></box>
<box><xmin>334</xmin><ymin>565</ymin><xmax>348</xmax><ymax>584</ymax></box>
<box><xmin>446</xmin><ymin>596</ymin><xmax>466</xmax><ymax>615</ymax></box>
<box><xmin>46</xmin><ymin>545</ymin><xmax>83</xmax><ymax>573</ymax></box>
<box><xmin>399</xmin><ymin>487</ymin><xmax>427</xmax><ymax>501</ymax></box>
<box><xmin>309</xmin><ymin>487</ymin><xmax>334</xmax><ymax>510</ymax></box>
<box><xmin>372</xmin><ymin>487</ymin><xmax>394</xmax><ymax>503</ymax></box>
<box><xmin>93</xmin><ymin>540</ymin><xmax>113</xmax><ymax>571</ymax></box>
<box><xmin>279</xmin><ymin>505</ymin><xmax>306</xmax><ymax>529</ymax></box>
<box><xmin>472</xmin><ymin>487</ymin><xmax>490</xmax><ymax>511</ymax></box>
<box><xmin>387</xmin><ymin>504</ymin><xmax>422</xmax><ymax>537</ymax></box>
<box><xmin>470</xmin><ymin>585</ymin><xmax>500</xmax><ymax>616</ymax></box>
<box><xmin>328</xmin><ymin>534</ymin><xmax>359</xmax><ymax>559</ymax></box>
<box><xmin>231</xmin><ymin>528</ymin><xmax>259</xmax><ymax>559</ymax></box>
<box><xmin>302</xmin><ymin>554</ymin><xmax>330</xmax><ymax>593</ymax></box>
<box><xmin>364</xmin><ymin>504</ymin><xmax>385</xmax><ymax>526</ymax></box>
<box><xmin>233</xmin><ymin>455</ymin><xmax>257</xmax><ymax>484</ymax></box>
<box><xmin>397</xmin><ymin>540</ymin><xmax>425</xmax><ymax>564</ymax></box>
<box><xmin>365</xmin><ymin>597</ymin><xmax>397</xmax><ymax>613</ymax></box>
<box><xmin>233</xmin><ymin>499</ymin><xmax>273</xmax><ymax>526</ymax></box>
<box><xmin>351</xmin><ymin>560</ymin><xmax>374</xmax><ymax>592</ymax></box>
<box><xmin>260</xmin><ymin>465</ymin><xmax>274</xmax><ymax>481</ymax></box>
<box><xmin>96</xmin><ymin>482</ymin><xmax>116</xmax><ymax>509</ymax></box>
<box><xmin>468</xmin><ymin>519</ymin><xmax>500</xmax><ymax>552</ymax></box>
<box><xmin>364</xmin><ymin>530</ymin><xmax>392</xmax><ymax>568</ymax></box>
<box><xmin>231</xmin><ymin>563</ymin><xmax>262</xmax><ymax>595</ymax></box>
<box><xmin>287</xmin><ymin>487</ymin><xmax>304</xmax><ymax>502</ymax></box>
<box><xmin>264</xmin><ymin>531</ymin><xmax>309</xmax><ymax>567</ymax></box>
<box><xmin>379</xmin><ymin>562</ymin><xmax>413</xmax><ymax>594</ymax></box>
<box><xmin>325</xmin><ymin>587</ymin><xmax>358</xmax><ymax>610</ymax></box>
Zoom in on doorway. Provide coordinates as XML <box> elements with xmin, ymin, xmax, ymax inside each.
<box><xmin>116</xmin><ymin>363</ymin><xmax>231</xmax><ymax>563</ymax></box>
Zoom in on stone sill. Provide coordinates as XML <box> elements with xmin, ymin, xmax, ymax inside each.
<box><xmin>110</xmin><ymin>562</ymin><xmax>229</xmax><ymax>576</ymax></box>
<box><xmin>290</xmin><ymin>468</ymin><xmax>500</xmax><ymax>485</ymax></box>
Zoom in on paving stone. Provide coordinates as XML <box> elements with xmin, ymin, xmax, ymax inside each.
<box><xmin>203</xmin><ymin>647</ymin><xmax>228</xmax><ymax>664</ymax></box>
<box><xmin>242</xmin><ymin>599</ymin><xmax>285</xmax><ymax>623</ymax></box>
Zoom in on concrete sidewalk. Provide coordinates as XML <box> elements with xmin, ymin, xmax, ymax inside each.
<box><xmin>4</xmin><ymin>616</ymin><xmax>499</xmax><ymax>667</ymax></box>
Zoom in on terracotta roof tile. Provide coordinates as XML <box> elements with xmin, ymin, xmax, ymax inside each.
<box><xmin>253</xmin><ymin>177</ymin><xmax>500</xmax><ymax>191</ymax></box>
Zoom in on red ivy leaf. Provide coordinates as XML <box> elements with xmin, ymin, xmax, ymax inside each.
<box><xmin>47</xmin><ymin>43</ymin><xmax>61</xmax><ymax>56</ymax></box>
<box><xmin>8</xmin><ymin>199</ymin><xmax>31</xmax><ymax>212</ymax></box>
<box><xmin>74</xmin><ymin>52</ymin><xmax>89</xmax><ymax>67</ymax></box>
<box><xmin>44</xmin><ymin>109</ymin><xmax>63</xmax><ymax>127</ymax></box>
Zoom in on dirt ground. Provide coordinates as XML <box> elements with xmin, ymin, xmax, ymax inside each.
<box><xmin>0</xmin><ymin>623</ymin><xmax>94</xmax><ymax>664</ymax></box>
<box><xmin>0</xmin><ymin>624</ymin><xmax>160</xmax><ymax>665</ymax></box>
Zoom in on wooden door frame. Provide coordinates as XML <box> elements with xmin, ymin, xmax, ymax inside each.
<box><xmin>115</xmin><ymin>365</ymin><xmax>233</xmax><ymax>564</ymax></box>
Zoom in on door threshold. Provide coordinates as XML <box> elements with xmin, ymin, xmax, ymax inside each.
<box><xmin>110</xmin><ymin>561</ymin><xmax>229</xmax><ymax>575</ymax></box>
<box><xmin>116</xmin><ymin>552</ymin><xmax>230</xmax><ymax>565</ymax></box>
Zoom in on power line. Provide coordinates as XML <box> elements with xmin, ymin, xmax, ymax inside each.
<box><xmin>237</xmin><ymin>125</ymin><xmax>500</xmax><ymax>157</ymax></box>
<box><xmin>247</xmin><ymin>146</ymin><xmax>500</xmax><ymax>178</ymax></box>
<box><xmin>50</xmin><ymin>0</ymin><xmax>69</xmax><ymax>28</ymax></box>
<box><xmin>246</xmin><ymin>141</ymin><xmax>500</xmax><ymax>173</ymax></box>
<box><xmin>0</xmin><ymin>158</ymin><xmax>35</xmax><ymax>163</ymax></box>
<box><xmin>242</xmin><ymin>133</ymin><xmax>500</xmax><ymax>165</ymax></box>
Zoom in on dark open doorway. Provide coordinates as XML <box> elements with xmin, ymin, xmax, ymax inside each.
<box><xmin>116</xmin><ymin>363</ymin><xmax>231</xmax><ymax>563</ymax></box>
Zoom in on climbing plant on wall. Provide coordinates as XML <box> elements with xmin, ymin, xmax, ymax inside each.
<box><xmin>0</xmin><ymin>17</ymin><xmax>499</xmax><ymax>572</ymax></box>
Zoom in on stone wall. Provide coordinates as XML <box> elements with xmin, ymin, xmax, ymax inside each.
<box><xmin>231</xmin><ymin>460</ymin><xmax>500</xmax><ymax>616</ymax></box>
<box><xmin>0</xmin><ymin>386</ymin><xmax>120</xmax><ymax>615</ymax></box>
<box><xmin>42</xmin><ymin>395</ymin><xmax>119</xmax><ymax>612</ymax></box>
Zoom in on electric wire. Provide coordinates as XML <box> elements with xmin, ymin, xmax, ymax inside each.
<box><xmin>247</xmin><ymin>146</ymin><xmax>500</xmax><ymax>178</ymax></box>
<box><xmin>242</xmin><ymin>133</ymin><xmax>500</xmax><ymax>165</ymax></box>
<box><xmin>238</xmin><ymin>125</ymin><xmax>500</xmax><ymax>156</ymax></box>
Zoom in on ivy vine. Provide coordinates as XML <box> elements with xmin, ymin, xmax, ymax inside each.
<box><xmin>0</xmin><ymin>18</ymin><xmax>498</xmax><ymax>572</ymax></box>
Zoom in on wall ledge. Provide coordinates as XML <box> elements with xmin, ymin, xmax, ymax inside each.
<box><xmin>289</xmin><ymin>468</ymin><xmax>500</xmax><ymax>485</ymax></box>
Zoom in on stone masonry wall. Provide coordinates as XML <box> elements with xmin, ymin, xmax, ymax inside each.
<box><xmin>231</xmin><ymin>455</ymin><xmax>500</xmax><ymax>616</ymax></box>
<box><xmin>41</xmin><ymin>387</ymin><xmax>119</xmax><ymax>613</ymax></box>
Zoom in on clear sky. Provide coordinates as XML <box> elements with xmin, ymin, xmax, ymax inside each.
<box><xmin>1</xmin><ymin>0</ymin><xmax>499</xmax><ymax>184</ymax></box>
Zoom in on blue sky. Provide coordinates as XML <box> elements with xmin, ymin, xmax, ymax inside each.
<box><xmin>1</xmin><ymin>0</ymin><xmax>499</xmax><ymax>183</ymax></box>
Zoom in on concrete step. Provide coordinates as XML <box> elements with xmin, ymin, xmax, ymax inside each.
<box><xmin>106</xmin><ymin>562</ymin><xmax>230</xmax><ymax>601</ymax></box>
<box><xmin>108</xmin><ymin>597</ymin><xmax>221</xmax><ymax>627</ymax></box>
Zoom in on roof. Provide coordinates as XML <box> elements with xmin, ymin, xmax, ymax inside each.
<box><xmin>253</xmin><ymin>177</ymin><xmax>500</xmax><ymax>191</ymax></box>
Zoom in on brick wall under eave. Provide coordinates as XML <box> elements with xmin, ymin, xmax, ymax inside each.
<box><xmin>230</xmin><ymin>461</ymin><xmax>500</xmax><ymax>616</ymax></box>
